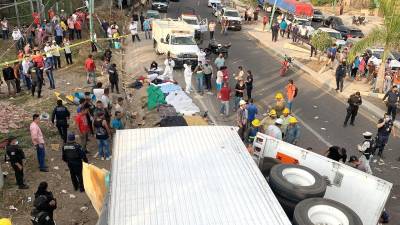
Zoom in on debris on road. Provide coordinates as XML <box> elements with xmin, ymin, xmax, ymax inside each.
<box><xmin>0</xmin><ymin>102</ymin><xmax>31</xmax><ymax>134</ymax></box>
<box><xmin>70</xmin><ymin>194</ymin><xmax>76</xmax><ymax>199</ymax></box>
<box><xmin>314</xmin><ymin>116</ymin><xmax>319</xmax><ymax>120</ymax></box>
<box><xmin>80</xmin><ymin>206</ymin><xmax>89</xmax><ymax>212</ymax></box>
<box><xmin>9</xmin><ymin>205</ymin><xmax>18</xmax><ymax>211</ymax></box>
<box><xmin>313</xmin><ymin>105</ymin><xmax>318</xmax><ymax>109</ymax></box>
<box><xmin>321</xmin><ymin>127</ymin><xmax>326</xmax><ymax>130</ymax></box>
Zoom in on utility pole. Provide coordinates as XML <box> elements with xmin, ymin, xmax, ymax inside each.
<box><xmin>268</xmin><ymin>0</ymin><xmax>278</xmax><ymax>30</ymax></box>
<box><xmin>89</xmin><ymin>0</ymin><xmax>94</xmax><ymax>42</ymax></box>
<box><xmin>14</xmin><ymin>0</ymin><xmax>20</xmax><ymax>27</ymax></box>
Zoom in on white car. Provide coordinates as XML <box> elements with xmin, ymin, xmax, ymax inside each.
<box><xmin>208</xmin><ymin>0</ymin><xmax>221</xmax><ymax>7</ymax></box>
<box><xmin>315</xmin><ymin>27</ymin><xmax>346</xmax><ymax>47</ymax></box>
<box><xmin>285</xmin><ymin>16</ymin><xmax>314</xmax><ymax>37</ymax></box>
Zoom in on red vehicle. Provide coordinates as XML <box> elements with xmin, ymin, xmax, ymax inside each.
<box><xmin>279</xmin><ymin>55</ymin><xmax>293</xmax><ymax>76</ymax></box>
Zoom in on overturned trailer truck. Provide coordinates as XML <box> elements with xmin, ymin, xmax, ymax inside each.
<box><xmin>100</xmin><ymin>126</ymin><xmax>392</xmax><ymax>225</ymax></box>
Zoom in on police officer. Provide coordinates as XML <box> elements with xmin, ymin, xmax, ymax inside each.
<box><xmin>62</xmin><ymin>133</ymin><xmax>88</xmax><ymax>192</ymax></box>
<box><xmin>51</xmin><ymin>100</ymin><xmax>70</xmax><ymax>143</ymax></box>
<box><xmin>356</xmin><ymin>131</ymin><xmax>374</xmax><ymax>174</ymax></box>
<box><xmin>343</xmin><ymin>91</ymin><xmax>362</xmax><ymax>127</ymax></box>
<box><xmin>31</xmin><ymin>195</ymin><xmax>56</xmax><ymax>225</ymax></box>
<box><xmin>6</xmin><ymin>135</ymin><xmax>29</xmax><ymax>189</ymax></box>
<box><xmin>376</xmin><ymin>114</ymin><xmax>394</xmax><ymax>158</ymax></box>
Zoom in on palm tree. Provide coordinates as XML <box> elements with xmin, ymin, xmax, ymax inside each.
<box><xmin>348</xmin><ymin>0</ymin><xmax>400</xmax><ymax>93</ymax></box>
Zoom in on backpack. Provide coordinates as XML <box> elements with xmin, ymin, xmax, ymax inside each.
<box><xmin>293</xmin><ymin>86</ymin><xmax>299</xmax><ymax>98</ymax></box>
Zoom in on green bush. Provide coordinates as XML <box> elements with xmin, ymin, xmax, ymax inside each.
<box><xmin>311</xmin><ymin>0</ymin><xmax>333</xmax><ymax>6</ymax></box>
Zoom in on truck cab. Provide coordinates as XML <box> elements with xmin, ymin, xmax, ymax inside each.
<box><xmin>152</xmin><ymin>19</ymin><xmax>200</xmax><ymax>68</ymax></box>
<box><xmin>220</xmin><ymin>7</ymin><xmax>242</xmax><ymax>31</ymax></box>
<box><xmin>179</xmin><ymin>14</ymin><xmax>208</xmax><ymax>33</ymax></box>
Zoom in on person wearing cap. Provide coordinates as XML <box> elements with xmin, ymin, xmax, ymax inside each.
<box><xmin>62</xmin><ymin>133</ymin><xmax>88</xmax><ymax>192</ymax></box>
<box><xmin>356</xmin><ymin>131</ymin><xmax>374</xmax><ymax>174</ymax></box>
<box><xmin>237</xmin><ymin>99</ymin><xmax>248</xmax><ymax>140</ymax></box>
<box><xmin>260</xmin><ymin>109</ymin><xmax>277</xmax><ymax>133</ymax></box>
<box><xmin>283</xmin><ymin>117</ymin><xmax>300</xmax><ymax>145</ymax></box>
<box><xmin>348</xmin><ymin>155</ymin><xmax>371</xmax><ymax>174</ymax></box>
<box><xmin>246</xmin><ymin>119</ymin><xmax>261</xmax><ymax>144</ymax></box>
<box><xmin>267</xmin><ymin>118</ymin><xmax>283</xmax><ymax>140</ymax></box>
<box><xmin>343</xmin><ymin>91</ymin><xmax>362</xmax><ymax>127</ymax></box>
<box><xmin>6</xmin><ymin>136</ymin><xmax>29</xmax><ymax>189</ymax></box>
<box><xmin>271</xmin><ymin>92</ymin><xmax>286</xmax><ymax>117</ymax></box>
<box><xmin>376</xmin><ymin>114</ymin><xmax>395</xmax><ymax>158</ymax></box>
<box><xmin>280</xmin><ymin>108</ymin><xmax>292</xmax><ymax>137</ymax></box>
<box><xmin>203</xmin><ymin>60</ymin><xmax>213</xmax><ymax>92</ymax></box>
<box><xmin>51</xmin><ymin>100</ymin><xmax>70</xmax><ymax>144</ymax></box>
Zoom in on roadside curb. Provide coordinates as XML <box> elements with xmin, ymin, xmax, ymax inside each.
<box><xmin>245</xmin><ymin>30</ymin><xmax>400</xmax><ymax>129</ymax></box>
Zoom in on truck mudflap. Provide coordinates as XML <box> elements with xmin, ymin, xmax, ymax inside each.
<box><xmin>252</xmin><ymin>133</ymin><xmax>392</xmax><ymax>225</ymax></box>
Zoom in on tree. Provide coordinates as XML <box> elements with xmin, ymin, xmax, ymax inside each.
<box><xmin>348</xmin><ymin>0</ymin><xmax>400</xmax><ymax>93</ymax></box>
<box><xmin>311</xmin><ymin>31</ymin><xmax>333</xmax><ymax>61</ymax></box>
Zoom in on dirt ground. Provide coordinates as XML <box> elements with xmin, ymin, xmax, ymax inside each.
<box><xmin>0</xmin><ymin>1</ymin><xmax>136</xmax><ymax>224</ymax></box>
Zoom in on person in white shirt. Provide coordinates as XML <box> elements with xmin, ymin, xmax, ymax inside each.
<box><xmin>129</xmin><ymin>21</ymin><xmax>140</xmax><ymax>43</ymax></box>
<box><xmin>208</xmin><ymin>21</ymin><xmax>216</xmax><ymax>39</ymax></box>
<box><xmin>1</xmin><ymin>17</ymin><xmax>9</xmax><ymax>40</ymax></box>
<box><xmin>22</xmin><ymin>57</ymin><xmax>32</xmax><ymax>90</ymax></box>
<box><xmin>267</xmin><ymin>118</ymin><xmax>283</xmax><ymax>140</ymax></box>
<box><xmin>197</xmin><ymin>49</ymin><xmax>206</xmax><ymax>65</ymax></box>
<box><xmin>183</xmin><ymin>63</ymin><xmax>193</xmax><ymax>94</ymax></box>
<box><xmin>12</xmin><ymin>27</ymin><xmax>23</xmax><ymax>51</ymax></box>
<box><xmin>63</xmin><ymin>38</ymin><xmax>73</xmax><ymax>64</ymax></box>
<box><xmin>101</xmin><ymin>88</ymin><xmax>112</xmax><ymax>110</ymax></box>
<box><xmin>43</xmin><ymin>42</ymin><xmax>54</xmax><ymax>69</ymax></box>
<box><xmin>216</xmin><ymin>68</ymin><xmax>223</xmax><ymax>91</ymax></box>
<box><xmin>162</xmin><ymin>55</ymin><xmax>175</xmax><ymax>81</ymax></box>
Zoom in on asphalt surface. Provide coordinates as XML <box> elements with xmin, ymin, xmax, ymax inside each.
<box><xmin>150</xmin><ymin>0</ymin><xmax>400</xmax><ymax>221</ymax></box>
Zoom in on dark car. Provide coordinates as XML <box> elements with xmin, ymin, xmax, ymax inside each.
<box><xmin>323</xmin><ymin>16</ymin><xmax>344</xmax><ymax>29</ymax></box>
<box><xmin>335</xmin><ymin>25</ymin><xmax>364</xmax><ymax>38</ymax></box>
<box><xmin>151</xmin><ymin>0</ymin><xmax>169</xmax><ymax>12</ymax></box>
<box><xmin>312</xmin><ymin>9</ymin><xmax>324</xmax><ymax>22</ymax></box>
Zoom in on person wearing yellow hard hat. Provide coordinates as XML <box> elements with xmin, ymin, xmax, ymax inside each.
<box><xmin>280</xmin><ymin>107</ymin><xmax>292</xmax><ymax>137</ymax></box>
<box><xmin>0</xmin><ymin>218</ymin><xmax>12</xmax><ymax>225</ymax></box>
<box><xmin>260</xmin><ymin>109</ymin><xmax>277</xmax><ymax>132</ymax></box>
<box><xmin>284</xmin><ymin>116</ymin><xmax>300</xmax><ymax>145</ymax></box>
<box><xmin>246</xmin><ymin>118</ymin><xmax>261</xmax><ymax>144</ymax></box>
<box><xmin>271</xmin><ymin>92</ymin><xmax>286</xmax><ymax>117</ymax></box>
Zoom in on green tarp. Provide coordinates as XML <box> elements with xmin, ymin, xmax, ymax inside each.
<box><xmin>147</xmin><ymin>85</ymin><xmax>166</xmax><ymax>110</ymax></box>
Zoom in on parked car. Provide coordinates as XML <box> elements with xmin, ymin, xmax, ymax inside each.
<box><xmin>335</xmin><ymin>25</ymin><xmax>364</xmax><ymax>38</ymax></box>
<box><xmin>312</xmin><ymin>9</ymin><xmax>324</xmax><ymax>22</ymax></box>
<box><xmin>315</xmin><ymin>27</ymin><xmax>346</xmax><ymax>46</ymax></box>
<box><xmin>220</xmin><ymin>7</ymin><xmax>242</xmax><ymax>31</ymax></box>
<box><xmin>323</xmin><ymin>16</ymin><xmax>344</xmax><ymax>29</ymax></box>
<box><xmin>151</xmin><ymin>0</ymin><xmax>169</xmax><ymax>12</ymax></box>
<box><xmin>146</xmin><ymin>10</ymin><xmax>161</xmax><ymax>19</ymax></box>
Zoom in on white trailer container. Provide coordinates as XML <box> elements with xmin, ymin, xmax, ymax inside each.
<box><xmin>252</xmin><ymin>133</ymin><xmax>393</xmax><ymax>225</ymax></box>
<box><xmin>108</xmin><ymin>126</ymin><xmax>292</xmax><ymax>225</ymax></box>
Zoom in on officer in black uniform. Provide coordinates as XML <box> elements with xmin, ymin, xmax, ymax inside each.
<box><xmin>51</xmin><ymin>100</ymin><xmax>70</xmax><ymax>144</ymax></box>
<box><xmin>376</xmin><ymin>113</ymin><xmax>394</xmax><ymax>158</ymax></box>
<box><xmin>343</xmin><ymin>91</ymin><xmax>362</xmax><ymax>127</ymax></box>
<box><xmin>62</xmin><ymin>133</ymin><xmax>88</xmax><ymax>192</ymax></box>
<box><xmin>6</xmin><ymin>135</ymin><xmax>29</xmax><ymax>189</ymax></box>
<box><xmin>31</xmin><ymin>195</ymin><xmax>56</xmax><ymax>225</ymax></box>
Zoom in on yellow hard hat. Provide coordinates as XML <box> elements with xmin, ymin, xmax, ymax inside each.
<box><xmin>252</xmin><ymin>119</ymin><xmax>261</xmax><ymax>127</ymax></box>
<box><xmin>0</xmin><ymin>218</ymin><xmax>12</xmax><ymax>225</ymax></box>
<box><xmin>269</xmin><ymin>110</ymin><xmax>277</xmax><ymax>116</ymax></box>
<box><xmin>275</xmin><ymin>92</ymin><xmax>283</xmax><ymax>99</ymax></box>
<box><xmin>283</xmin><ymin>108</ymin><xmax>290</xmax><ymax>114</ymax></box>
<box><xmin>289</xmin><ymin>117</ymin><xmax>298</xmax><ymax>123</ymax></box>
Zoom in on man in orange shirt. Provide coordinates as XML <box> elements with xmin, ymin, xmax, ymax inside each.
<box><xmin>285</xmin><ymin>79</ymin><xmax>297</xmax><ymax>111</ymax></box>
<box><xmin>85</xmin><ymin>54</ymin><xmax>96</xmax><ymax>85</ymax></box>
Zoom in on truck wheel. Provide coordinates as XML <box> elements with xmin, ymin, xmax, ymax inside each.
<box><xmin>269</xmin><ymin>164</ymin><xmax>327</xmax><ymax>202</ymax></box>
<box><xmin>259</xmin><ymin>157</ymin><xmax>281</xmax><ymax>177</ymax></box>
<box><xmin>293</xmin><ymin>198</ymin><xmax>362</xmax><ymax>225</ymax></box>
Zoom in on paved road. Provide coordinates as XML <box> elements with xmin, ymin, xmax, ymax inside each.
<box><xmin>146</xmin><ymin>0</ymin><xmax>400</xmax><ymax>220</ymax></box>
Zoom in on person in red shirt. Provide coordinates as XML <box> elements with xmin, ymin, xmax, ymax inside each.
<box><xmin>32</xmin><ymin>11</ymin><xmax>40</xmax><ymax>27</ymax></box>
<box><xmin>75</xmin><ymin>106</ymin><xmax>90</xmax><ymax>152</ymax></box>
<box><xmin>48</xmin><ymin>8</ymin><xmax>55</xmax><ymax>20</ymax></box>
<box><xmin>74</xmin><ymin>20</ymin><xmax>82</xmax><ymax>39</ymax></box>
<box><xmin>222</xmin><ymin>66</ymin><xmax>229</xmax><ymax>84</ymax></box>
<box><xmin>218</xmin><ymin>82</ymin><xmax>231</xmax><ymax>117</ymax></box>
<box><xmin>84</xmin><ymin>54</ymin><xmax>96</xmax><ymax>85</ymax></box>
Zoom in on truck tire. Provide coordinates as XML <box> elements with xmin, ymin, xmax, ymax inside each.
<box><xmin>274</xmin><ymin>193</ymin><xmax>297</xmax><ymax>219</ymax></box>
<box><xmin>259</xmin><ymin>157</ymin><xmax>281</xmax><ymax>177</ymax></box>
<box><xmin>269</xmin><ymin>164</ymin><xmax>326</xmax><ymax>202</ymax></box>
<box><xmin>293</xmin><ymin>198</ymin><xmax>363</xmax><ymax>225</ymax></box>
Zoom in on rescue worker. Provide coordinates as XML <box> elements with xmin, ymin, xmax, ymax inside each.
<box><xmin>184</xmin><ymin>63</ymin><xmax>193</xmax><ymax>94</ymax></box>
<box><xmin>246</xmin><ymin>119</ymin><xmax>261</xmax><ymax>145</ymax></box>
<box><xmin>162</xmin><ymin>54</ymin><xmax>175</xmax><ymax>81</ymax></box>
<box><xmin>284</xmin><ymin>117</ymin><xmax>300</xmax><ymax>145</ymax></box>
<box><xmin>267</xmin><ymin>118</ymin><xmax>283</xmax><ymax>140</ymax></box>
<box><xmin>6</xmin><ymin>135</ymin><xmax>29</xmax><ymax>189</ymax></box>
<box><xmin>62</xmin><ymin>133</ymin><xmax>88</xmax><ymax>192</ymax></box>
<box><xmin>376</xmin><ymin>114</ymin><xmax>394</xmax><ymax>158</ymax></box>
<box><xmin>357</xmin><ymin>131</ymin><xmax>374</xmax><ymax>174</ymax></box>
<box><xmin>343</xmin><ymin>91</ymin><xmax>362</xmax><ymax>127</ymax></box>
<box><xmin>108</xmin><ymin>63</ymin><xmax>119</xmax><ymax>94</ymax></box>
<box><xmin>271</xmin><ymin>92</ymin><xmax>286</xmax><ymax>117</ymax></box>
<box><xmin>51</xmin><ymin>100</ymin><xmax>70</xmax><ymax>144</ymax></box>
<box><xmin>280</xmin><ymin>108</ymin><xmax>292</xmax><ymax>137</ymax></box>
<box><xmin>260</xmin><ymin>109</ymin><xmax>277</xmax><ymax>133</ymax></box>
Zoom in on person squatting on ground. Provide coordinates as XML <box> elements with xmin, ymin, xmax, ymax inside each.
<box><xmin>51</xmin><ymin>100</ymin><xmax>70</xmax><ymax>144</ymax></box>
<box><xmin>31</xmin><ymin>182</ymin><xmax>57</xmax><ymax>225</ymax></box>
<box><xmin>6</xmin><ymin>135</ymin><xmax>29</xmax><ymax>189</ymax></box>
<box><xmin>343</xmin><ymin>92</ymin><xmax>362</xmax><ymax>127</ymax></box>
<box><xmin>62</xmin><ymin>133</ymin><xmax>88</xmax><ymax>192</ymax></box>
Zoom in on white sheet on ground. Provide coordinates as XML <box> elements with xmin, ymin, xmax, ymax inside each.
<box><xmin>165</xmin><ymin>90</ymin><xmax>200</xmax><ymax>115</ymax></box>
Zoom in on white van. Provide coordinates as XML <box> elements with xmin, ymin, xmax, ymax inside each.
<box><xmin>208</xmin><ymin>0</ymin><xmax>221</xmax><ymax>7</ymax></box>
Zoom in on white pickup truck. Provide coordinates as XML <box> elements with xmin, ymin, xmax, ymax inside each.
<box><xmin>252</xmin><ymin>133</ymin><xmax>392</xmax><ymax>225</ymax></box>
<box><xmin>152</xmin><ymin>19</ymin><xmax>199</xmax><ymax>67</ymax></box>
<box><xmin>179</xmin><ymin>14</ymin><xmax>208</xmax><ymax>33</ymax></box>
